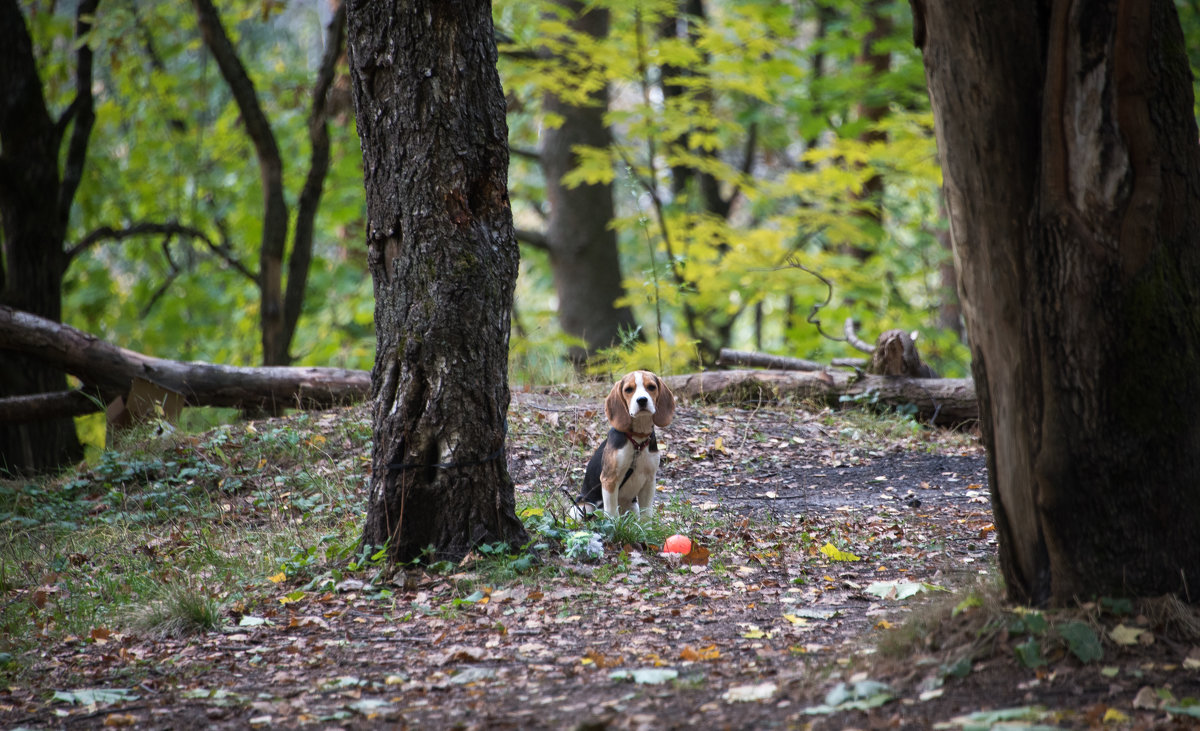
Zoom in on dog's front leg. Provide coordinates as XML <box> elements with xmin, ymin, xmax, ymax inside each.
<box><xmin>636</xmin><ymin>483</ymin><xmax>656</xmax><ymax>520</ymax></box>
<box><xmin>601</xmin><ymin>484</ymin><xmax>619</xmax><ymax>518</ymax></box>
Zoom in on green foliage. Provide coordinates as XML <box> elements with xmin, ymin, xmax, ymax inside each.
<box><xmin>19</xmin><ymin>1</ymin><xmax>368</xmax><ymax>369</ymax></box>
<box><xmin>0</xmin><ymin>408</ymin><xmax>370</xmax><ymax>678</ymax></box>
<box><xmin>27</xmin><ymin>0</ymin><xmax>1200</xmax><ymax>388</ymax></box>
<box><xmin>498</xmin><ymin>0</ymin><xmax>970</xmax><ymax>376</ymax></box>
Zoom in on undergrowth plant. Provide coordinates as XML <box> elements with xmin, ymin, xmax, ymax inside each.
<box><xmin>123</xmin><ymin>582</ymin><xmax>225</xmax><ymax>638</ymax></box>
<box><xmin>0</xmin><ymin>409</ymin><xmax>372</xmax><ymax>682</ymax></box>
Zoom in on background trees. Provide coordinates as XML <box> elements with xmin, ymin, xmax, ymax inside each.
<box><xmin>10</xmin><ymin>0</ymin><xmax>1200</xmax><ymax>476</ymax></box>
<box><xmin>498</xmin><ymin>0</ymin><xmax>956</xmax><ymax>374</ymax></box>
<box><xmin>0</xmin><ymin>0</ymin><xmax>97</xmax><ymax>472</ymax></box>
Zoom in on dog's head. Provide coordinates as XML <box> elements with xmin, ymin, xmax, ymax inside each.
<box><xmin>605</xmin><ymin>370</ymin><xmax>675</xmax><ymax>433</ymax></box>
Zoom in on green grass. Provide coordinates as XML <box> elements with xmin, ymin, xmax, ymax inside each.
<box><xmin>124</xmin><ymin>582</ymin><xmax>225</xmax><ymax>638</ymax></box>
<box><xmin>0</xmin><ymin>409</ymin><xmax>372</xmax><ymax>683</ymax></box>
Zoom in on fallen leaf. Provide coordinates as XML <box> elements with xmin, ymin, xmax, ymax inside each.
<box><xmin>52</xmin><ymin>688</ymin><xmax>139</xmax><ymax>706</ymax></box>
<box><xmin>865</xmin><ymin>580</ymin><xmax>944</xmax><ymax>600</ymax></box>
<box><xmin>238</xmin><ymin>615</ymin><xmax>268</xmax><ymax>627</ymax></box>
<box><xmin>802</xmin><ymin>680</ymin><xmax>893</xmax><ymax>715</ymax></box>
<box><xmin>1109</xmin><ymin>624</ymin><xmax>1145</xmax><ymax>646</ymax></box>
<box><xmin>103</xmin><ymin>714</ymin><xmax>138</xmax><ymax>727</ymax></box>
<box><xmin>449</xmin><ymin>667</ymin><xmax>497</xmax><ymax>685</ymax></box>
<box><xmin>933</xmin><ymin>706</ymin><xmax>1055</xmax><ymax>729</ymax></box>
<box><xmin>679</xmin><ymin>645</ymin><xmax>720</xmax><ymax>661</ymax></box>
<box><xmin>682</xmin><ymin>545</ymin><xmax>711</xmax><ymax>566</ymax></box>
<box><xmin>267</xmin><ymin>572</ymin><xmax>286</xmax><ymax>584</ymax></box>
<box><xmin>609</xmin><ymin>668</ymin><xmax>678</xmax><ymax>684</ymax></box>
<box><xmin>723</xmin><ymin>682</ymin><xmax>777</xmax><ymax>703</ymax></box>
<box><xmin>819</xmin><ymin>542</ymin><xmax>860</xmax><ymax>562</ymax></box>
<box><xmin>1132</xmin><ymin>685</ymin><xmax>1159</xmax><ymax>710</ymax></box>
<box><xmin>278</xmin><ymin>590</ymin><xmax>306</xmax><ymax>605</ymax></box>
<box><xmin>1103</xmin><ymin>708</ymin><xmax>1129</xmax><ymax>723</ymax></box>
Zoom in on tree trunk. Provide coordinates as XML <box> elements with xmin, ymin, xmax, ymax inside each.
<box><xmin>913</xmin><ymin>0</ymin><xmax>1200</xmax><ymax>605</ymax></box>
<box><xmin>0</xmin><ymin>0</ymin><xmax>94</xmax><ymax>474</ymax></box>
<box><xmin>541</xmin><ymin>1</ymin><xmax>637</xmax><ymax>363</ymax></box>
<box><xmin>845</xmin><ymin>0</ymin><xmax>892</xmax><ymax>262</ymax></box>
<box><xmin>348</xmin><ymin>0</ymin><xmax>528</xmax><ymax>562</ymax></box>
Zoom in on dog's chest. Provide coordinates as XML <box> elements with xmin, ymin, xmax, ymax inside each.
<box><xmin>611</xmin><ymin>443</ymin><xmax>660</xmax><ymax>495</ymax></box>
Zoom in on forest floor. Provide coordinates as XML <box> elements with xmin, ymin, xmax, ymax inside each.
<box><xmin>2</xmin><ymin>386</ymin><xmax>1199</xmax><ymax>730</ymax></box>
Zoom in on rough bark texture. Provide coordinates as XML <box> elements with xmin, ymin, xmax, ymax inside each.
<box><xmin>868</xmin><ymin>330</ymin><xmax>937</xmax><ymax>378</ymax></box>
<box><xmin>0</xmin><ymin>0</ymin><xmax>94</xmax><ymax>474</ymax></box>
<box><xmin>348</xmin><ymin>0</ymin><xmax>528</xmax><ymax>562</ymax></box>
<box><xmin>914</xmin><ymin>0</ymin><xmax>1200</xmax><ymax>604</ymax></box>
<box><xmin>0</xmin><ymin>305</ymin><xmax>368</xmax><ymax>418</ymax></box>
<box><xmin>541</xmin><ymin>1</ymin><xmax>637</xmax><ymax>363</ymax></box>
<box><xmin>665</xmin><ymin>370</ymin><xmax>976</xmax><ymax>426</ymax></box>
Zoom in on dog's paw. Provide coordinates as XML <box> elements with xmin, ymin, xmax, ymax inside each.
<box><xmin>569</xmin><ymin>501</ymin><xmax>596</xmax><ymax>523</ymax></box>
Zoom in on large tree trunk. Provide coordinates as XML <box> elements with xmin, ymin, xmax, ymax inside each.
<box><xmin>0</xmin><ymin>0</ymin><xmax>94</xmax><ymax>474</ymax></box>
<box><xmin>913</xmin><ymin>0</ymin><xmax>1200</xmax><ymax>605</ymax></box>
<box><xmin>348</xmin><ymin>0</ymin><xmax>528</xmax><ymax>562</ymax></box>
<box><xmin>541</xmin><ymin>1</ymin><xmax>637</xmax><ymax>363</ymax></box>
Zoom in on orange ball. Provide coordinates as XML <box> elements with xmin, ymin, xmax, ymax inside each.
<box><xmin>663</xmin><ymin>534</ymin><xmax>692</xmax><ymax>554</ymax></box>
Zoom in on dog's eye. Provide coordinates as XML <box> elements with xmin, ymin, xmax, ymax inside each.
<box><xmin>624</xmin><ymin>386</ymin><xmax>635</xmax><ymax>393</ymax></box>
<box><xmin>646</xmin><ymin>383</ymin><xmax>656</xmax><ymax>391</ymax></box>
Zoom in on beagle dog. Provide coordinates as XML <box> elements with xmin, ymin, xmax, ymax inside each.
<box><xmin>573</xmin><ymin>371</ymin><xmax>675</xmax><ymax>520</ymax></box>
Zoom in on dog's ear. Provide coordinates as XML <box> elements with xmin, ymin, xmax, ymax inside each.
<box><xmin>651</xmin><ymin>374</ymin><xmax>675</xmax><ymax>427</ymax></box>
<box><xmin>605</xmin><ymin>378</ymin><xmax>632</xmax><ymax>433</ymax></box>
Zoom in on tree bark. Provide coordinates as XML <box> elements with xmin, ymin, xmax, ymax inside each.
<box><xmin>0</xmin><ymin>0</ymin><xmax>95</xmax><ymax>473</ymax></box>
<box><xmin>664</xmin><ymin>370</ymin><xmax>977</xmax><ymax>426</ymax></box>
<box><xmin>540</xmin><ymin>1</ymin><xmax>637</xmax><ymax>363</ymax></box>
<box><xmin>913</xmin><ymin>0</ymin><xmax>1200</xmax><ymax>604</ymax></box>
<box><xmin>0</xmin><ymin>305</ymin><xmax>368</xmax><ymax>418</ymax></box>
<box><xmin>348</xmin><ymin>0</ymin><xmax>528</xmax><ymax>562</ymax></box>
<box><xmin>845</xmin><ymin>0</ymin><xmax>892</xmax><ymax>262</ymax></box>
<box><xmin>715</xmin><ymin>349</ymin><xmax>825</xmax><ymax>372</ymax></box>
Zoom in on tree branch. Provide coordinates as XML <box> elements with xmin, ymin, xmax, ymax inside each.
<box><xmin>0</xmin><ymin>388</ymin><xmax>109</xmax><ymax>423</ymax></box>
<box><xmin>514</xmin><ymin>227</ymin><xmax>549</xmax><ymax>251</ymax></box>
<box><xmin>509</xmin><ymin>145</ymin><xmax>541</xmax><ymax>162</ymax></box>
<box><xmin>284</xmin><ymin>2</ymin><xmax>347</xmax><ymax>362</ymax></box>
<box><xmin>56</xmin><ymin>0</ymin><xmax>100</xmax><ymax>227</ymax></box>
<box><xmin>68</xmin><ymin>221</ymin><xmax>256</xmax><ymax>282</ymax></box>
<box><xmin>191</xmin><ymin>0</ymin><xmax>290</xmax><ymax>364</ymax></box>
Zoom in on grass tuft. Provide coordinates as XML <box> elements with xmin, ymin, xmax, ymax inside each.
<box><xmin>124</xmin><ymin>583</ymin><xmax>225</xmax><ymax>638</ymax></box>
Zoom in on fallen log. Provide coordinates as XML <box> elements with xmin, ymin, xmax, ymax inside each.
<box><xmin>0</xmin><ymin>305</ymin><xmax>370</xmax><ymax>423</ymax></box>
<box><xmin>662</xmin><ymin>369</ymin><xmax>978</xmax><ymax>426</ymax></box>
<box><xmin>715</xmin><ymin>349</ymin><xmax>825</xmax><ymax>371</ymax></box>
<box><xmin>0</xmin><ymin>388</ymin><xmax>106</xmax><ymax>423</ymax></box>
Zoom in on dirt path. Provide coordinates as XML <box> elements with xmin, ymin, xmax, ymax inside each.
<box><xmin>3</xmin><ymin>396</ymin><xmax>1197</xmax><ymax>729</ymax></box>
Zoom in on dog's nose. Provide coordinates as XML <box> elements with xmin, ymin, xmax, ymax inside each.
<box><xmin>637</xmin><ymin>396</ymin><xmax>649</xmax><ymax>407</ymax></box>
